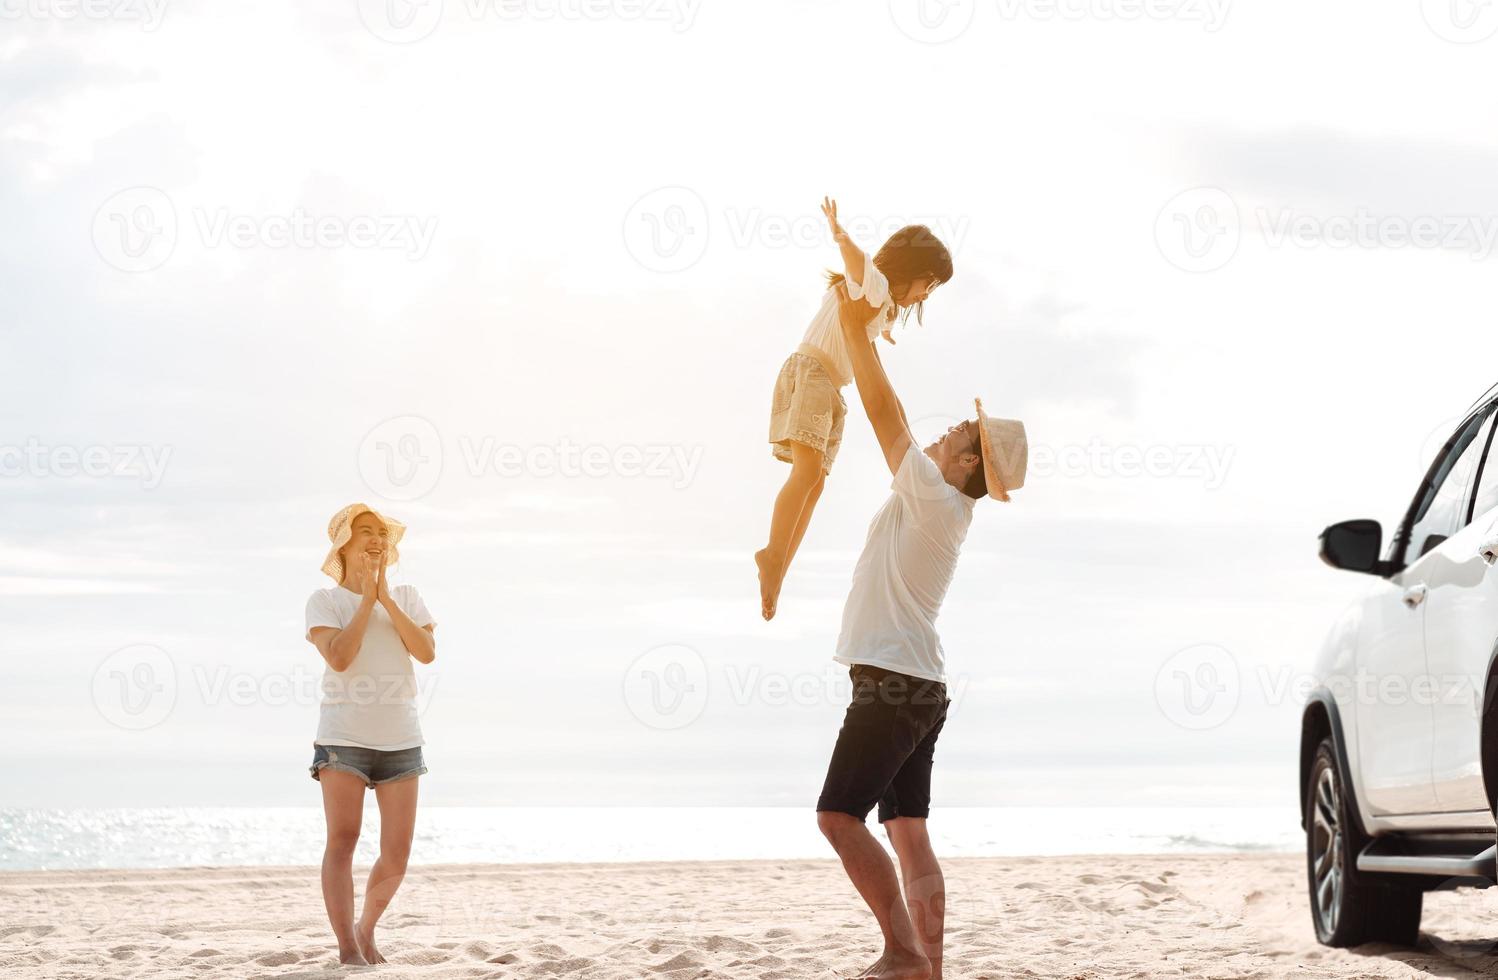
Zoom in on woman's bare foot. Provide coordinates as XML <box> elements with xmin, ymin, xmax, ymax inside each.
<box><xmin>336</xmin><ymin>942</ymin><xmax>369</xmax><ymax>966</ymax></box>
<box><xmin>354</xmin><ymin>923</ymin><xmax>386</xmax><ymax>965</ymax></box>
<box><xmin>754</xmin><ymin>548</ymin><xmax>782</xmax><ymax>620</ymax></box>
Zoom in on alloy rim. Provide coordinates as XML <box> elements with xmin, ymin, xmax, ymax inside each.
<box><xmin>1311</xmin><ymin>764</ymin><xmax>1343</xmax><ymax>937</ymax></box>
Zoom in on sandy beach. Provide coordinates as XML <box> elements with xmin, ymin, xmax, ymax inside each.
<box><xmin>7</xmin><ymin>852</ymin><xmax>1498</xmax><ymax>978</ymax></box>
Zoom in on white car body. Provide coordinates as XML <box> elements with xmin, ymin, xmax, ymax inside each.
<box><xmin>1305</xmin><ymin>388</ymin><xmax>1498</xmax><ymax>836</ymax></box>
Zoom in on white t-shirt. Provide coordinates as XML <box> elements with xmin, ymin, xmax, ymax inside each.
<box><xmin>799</xmin><ymin>251</ymin><xmax>895</xmax><ymax>387</ymax></box>
<box><xmin>304</xmin><ymin>584</ymin><xmax>436</xmax><ymax>751</ymax></box>
<box><xmin>835</xmin><ymin>444</ymin><xmax>975</xmax><ymax>683</ymax></box>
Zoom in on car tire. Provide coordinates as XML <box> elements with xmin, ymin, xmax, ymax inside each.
<box><xmin>1306</xmin><ymin>737</ymin><xmax>1423</xmax><ymax>947</ymax></box>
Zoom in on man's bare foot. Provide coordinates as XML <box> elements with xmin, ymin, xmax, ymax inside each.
<box><xmin>754</xmin><ymin>548</ymin><xmax>782</xmax><ymax>620</ymax></box>
<box><xmin>846</xmin><ymin>952</ymin><xmax>883</xmax><ymax>979</ymax></box>
<box><xmin>337</xmin><ymin>943</ymin><xmax>369</xmax><ymax>966</ymax></box>
<box><xmin>860</xmin><ymin>950</ymin><xmax>930</xmax><ymax>980</ymax></box>
<box><xmin>354</xmin><ymin>923</ymin><xmax>386</xmax><ymax>965</ymax></box>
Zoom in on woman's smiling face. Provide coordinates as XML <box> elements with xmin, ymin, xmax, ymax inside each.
<box><xmin>341</xmin><ymin>511</ymin><xmax>389</xmax><ymax>568</ymax></box>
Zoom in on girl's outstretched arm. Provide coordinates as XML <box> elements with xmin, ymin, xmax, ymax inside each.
<box><xmin>822</xmin><ymin>197</ymin><xmax>868</xmax><ymax>287</ymax></box>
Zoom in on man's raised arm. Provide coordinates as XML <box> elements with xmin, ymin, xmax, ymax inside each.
<box><xmin>835</xmin><ymin>285</ymin><xmax>913</xmax><ymax>477</ymax></box>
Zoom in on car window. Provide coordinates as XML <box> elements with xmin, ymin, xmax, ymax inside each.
<box><xmin>1406</xmin><ymin>410</ymin><xmax>1494</xmax><ymax>562</ymax></box>
<box><xmin>1468</xmin><ymin>411</ymin><xmax>1498</xmax><ymax>524</ymax></box>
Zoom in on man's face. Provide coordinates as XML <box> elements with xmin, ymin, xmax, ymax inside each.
<box><xmin>927</xmin><ymin>418</ymin><xmax>982</xmax><ymax>468</ymax></box>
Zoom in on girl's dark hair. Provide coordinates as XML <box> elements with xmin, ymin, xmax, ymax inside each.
<box><xmin>826</xmin><ymin>224</ymin><xmax>954</xmax><ymax>328</ymax></box>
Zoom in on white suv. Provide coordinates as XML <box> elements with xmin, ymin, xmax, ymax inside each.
<box><xmin>1305</xmin><ymin>384</ymin><xmax>1498</xmax><ymax>946</ymax></box>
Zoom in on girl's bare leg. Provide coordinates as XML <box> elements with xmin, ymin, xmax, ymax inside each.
<box><xmin>355</xmin><ymin>774</ymin><xmax>419</xmax><ymax>965</ymax></box>
<box><xmin>756</xmin><ymin>442</ymin><xmax>827</xmax><ymax>620</ymax></box>
<box><xmin>319</xmin><ymin>770</ymin><xmax>368</xmax><ymax>965</ymax></box>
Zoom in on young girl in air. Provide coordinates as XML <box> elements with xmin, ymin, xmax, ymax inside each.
<box><xmin>755</xmin><ymin>198</ymin><xmax>954</xmax><ymax>620</ymax></box>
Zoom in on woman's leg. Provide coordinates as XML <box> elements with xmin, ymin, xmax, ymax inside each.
<box><xmin>355</xmin><ymin>774</ymin><xmax>419</xmax><ymax>964</ymax></box>
<box><xmin>319</xmin><ymin>769</ymin><xmax>368</xmax><ymax>965</ymax></box>
<box><xmin>756</xmin><ymin>441</ymin><xmax>827</xmax><ymax>620</ymax></box>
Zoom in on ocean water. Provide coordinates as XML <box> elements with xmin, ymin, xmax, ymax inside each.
<box><xmin>0</xmin><ymin>807</ymin><xmax>1300</xmax><ymax>872</ymax></box>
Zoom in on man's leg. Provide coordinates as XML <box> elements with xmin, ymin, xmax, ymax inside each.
<box><xmin>885</xmin><ymin>817</ymin><xmax>945</xmax><ymax>980</ymax></box>
<box><xmin>876</xmin><ymin>690</ymin><xmax>950</xmax><ymax>978</ymax></box>
<box><xmin>817</xmin><ymin>810</ymin><xmax>931</xmax><ymax>980</ymax></box>
<box><xmin>816</xmin><ymin>668</ymin><xmax>938</xmax><ymax>979</ymax></box>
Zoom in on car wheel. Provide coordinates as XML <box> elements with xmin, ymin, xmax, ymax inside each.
<box><xmin>1307</xmin><ymin>737</ymin><xmax>1423</xmax><ymax>947</ymax></box>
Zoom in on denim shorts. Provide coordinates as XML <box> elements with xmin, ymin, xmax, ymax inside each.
<box><xmin>309</xmin><ymin>743</ymin><xmax>427</xmax><ymax>788</ymax></box>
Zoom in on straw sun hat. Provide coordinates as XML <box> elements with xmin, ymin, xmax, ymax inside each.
<box><xmin>321</xmin><ymin>502</ymin><xmax>405</xmax><ymax>582</ymax></box>
<box><xmin>973</xmin><ymin>399</ymin><xmax>1028</xmax><ymax>502</ymax></box>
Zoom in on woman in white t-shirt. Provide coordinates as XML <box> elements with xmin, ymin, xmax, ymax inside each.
<box><xmin>304</xmin><ymin>502</ymin><xmax>436</xmax><ymax>966</ymax></box>
<box><xmin>755</xmin><ymin>197</ymin><xmax>954</xmax><ymax>621</ymax></box>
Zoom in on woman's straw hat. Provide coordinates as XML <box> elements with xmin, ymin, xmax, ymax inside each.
<box><xmin>321</xmin><ymin>502</ymin><xmax>405</xmax><ymax>582</ymax></box>
<box><xmin>974</xmin><ymin>398</ymin><xmax>1028</xmax><ymax>502</ymax></box>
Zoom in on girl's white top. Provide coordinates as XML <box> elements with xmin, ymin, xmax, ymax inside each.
<box><xmin>304</xmin><ymin>584</ymin><xmax>435</xmax><ymax>750</ymax></box>
<box><xmin>798</xmin><ymin>251</ymin><xmax>894</xmax><ymax>387</ymax></box>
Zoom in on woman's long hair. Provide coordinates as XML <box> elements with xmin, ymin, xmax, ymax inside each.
<box><xmin>826</xmin><ymin>224</ymin><xmax>954</xmax><ymax>327</ymax></box>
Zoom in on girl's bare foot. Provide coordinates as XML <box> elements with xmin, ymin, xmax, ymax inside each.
<box><xmin>754</xmin><ymin>548</ymin><xmax>782</xmax><ymax>620</ymax></box>
<box><xmin>355</xmin><ymin>924</ymin><xmax>386</xmax><ymax>964</ymax></box>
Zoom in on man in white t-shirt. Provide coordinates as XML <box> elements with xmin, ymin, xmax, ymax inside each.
<box><xmin>813</xmin><ymin>286</ymin><xmax>1024</xmax><ymax>980</ymax></box>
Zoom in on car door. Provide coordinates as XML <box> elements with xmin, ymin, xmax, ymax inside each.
<box><xmin>1357</xmin><ymin>407</ymin><xmax>1493</xmax><ymax>815</ymax></box>
<box><xmin>1426</xmin><ymin>405</ymin><xmax>1498</xmax><ymax>811</ymax></box>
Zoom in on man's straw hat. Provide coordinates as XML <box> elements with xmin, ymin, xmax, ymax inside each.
<box><xmin>974</xmin><ymin>399</ymin><xmax>1027</xmax><ymax>502</ymax></box>
<box><xmin>321</xmin><ymin>502</ymin><xmax>405</xmax><ymax>582</ymax></box>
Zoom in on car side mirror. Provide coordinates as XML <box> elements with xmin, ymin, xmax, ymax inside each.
<box><xmin>1319</xmin><ymin>519</ymin><xmax>1387</xmax><ymax>575</ymax></box>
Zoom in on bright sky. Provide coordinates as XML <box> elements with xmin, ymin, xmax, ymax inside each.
<box><xmin>5</xmin><ymin>0</ymin><xmax>1498</xmax><ymax>810</ymax></box>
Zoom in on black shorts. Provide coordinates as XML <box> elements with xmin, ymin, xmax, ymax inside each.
<box><xmin>816</xmin><ymin>663</ymin><xmax>951</xmax><ymax>823</ymax></box>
